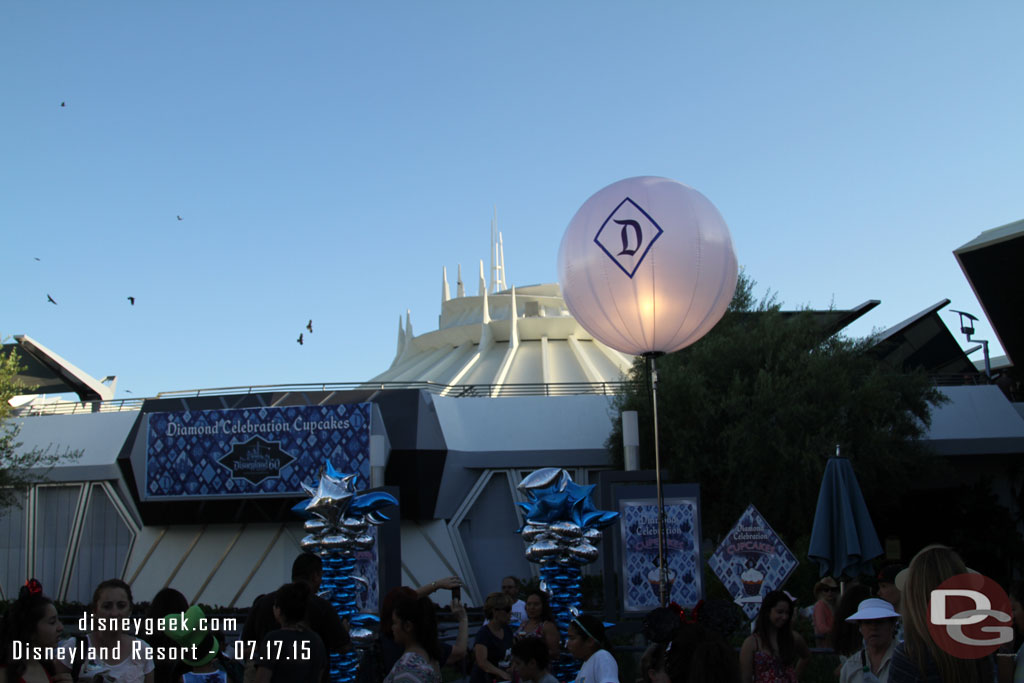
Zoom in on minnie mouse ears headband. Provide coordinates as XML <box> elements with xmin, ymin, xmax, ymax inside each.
<box><xmin>642</xmin><ymin>601</ymin><xmax>705</xmax><ymax>643</ymax></box>
<box><xmin>24</xmin><ymin>578</ymin><xmax>43</xmax><ymax>597</ymax></box>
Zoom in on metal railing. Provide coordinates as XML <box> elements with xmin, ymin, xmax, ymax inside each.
<box><xmin>11</xmin><ymin>381</ymin><xmax>635</xmax><ymax>417</ymax></box>
<box><xmin>930</xmin><ymin>373</ymin><xmax>990</xmax><ymax>387</ymax></box>
<box><xmin>10</xmin><ymin>397</ymin><xmax>147</xmax><ymax>417</ymax></box>
<box><xmin>153</xmin><ymin>380</ymin><xmax>634</xmax><ymax>399</ymax></box>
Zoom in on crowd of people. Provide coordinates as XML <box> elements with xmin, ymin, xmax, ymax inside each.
<box><xmin>2</xmin><ymin>545</ymin><xmax>1023</xmax><ymax>683</ymax></box>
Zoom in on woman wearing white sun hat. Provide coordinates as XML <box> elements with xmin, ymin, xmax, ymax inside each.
<box><xmin>839</xmin><ymin>598</ymin><xmax>901</xmax><ymax>683</ymax></box>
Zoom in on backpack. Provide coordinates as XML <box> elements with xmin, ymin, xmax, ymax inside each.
<box><xmin>216</xmin><ymin>653</ymin><xmax>246</xmax><ymax>683</ymax></box>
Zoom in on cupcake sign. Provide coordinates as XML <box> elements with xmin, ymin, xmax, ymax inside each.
<box><xmin>619</xmin><ymin>495</ymin><xmax>703</xmax><ymax>612</ymax></box>
<box><xmin>707</xmin><ymin>504</ymin><xmax>798</xmax><ymax>619</ymax></box>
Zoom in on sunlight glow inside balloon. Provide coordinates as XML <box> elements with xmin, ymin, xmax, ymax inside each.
<box><xmin>557</xmin><ymin>176</ymin><xmax>738</xmax><ymax>356</ymax></box>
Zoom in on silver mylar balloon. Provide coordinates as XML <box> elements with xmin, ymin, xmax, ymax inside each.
<box><xmin>342</xmin><ymin>516</ymin><xmax>368</xmax><ymax>534</ymax></box>
<box><xmin>300</xmin><ymin>534</ymin><xmax>320</xmax><ymax>550</ymax></box>
<box><xmin>569</xmin><ymin>542</ymin><xmax>599</xmax><ymax>564</ymax></box>
<box><xmin>366</xmin><ymin>511</ymin><xmax>390</xmax><ymax>525</ymax></box>
<box><xmin>521</xmin><ymin>524</ymin><xmax>549</xmax><ymax>542</ymax></box>
<box><xmin>550</xmin><ymin>521</ymin><xmax>583</xmax><ymax>539</ymax></box>
<box><xmin>526</xmin><ymin>545</ymin><xmax>549</xmax><ymax>562</ymax></box>
<box><xmin>531</xmin><ymin>539</ymin><xmax>562</xmax><ymax>557</ymax></box>
<box><xmin>583</xmin><ymin>528</ymin><xmax>603</xmax><ymax>544</ymax></box>
<box><xmin>518</xmin><ymin>467</ymin><xmax>565</xmax><ymax>492</ymax></box>
<box><xmin>305</xmin><ymin>481</ymin><xmax>353</xmax><ymax>515</ymax></box>
<box><xmin>321</xmin><ymin>534</ymin><xmax>357</xmax><ymax>551</ymax></box>
<box><xmin>354</xmin><ymin>534</ymin><xmax>375</xmax><ymax>549</ymax></box>
<box><xmin>349</xmin><ymin>627</ymin><xmax>376</xmax><ymax>648</ymax></box>
<box><xmin>310</xmin><ymin>509</ymin><xmax>345</xmax><ymax>529</ymax></box>
<box><xmin>304</xmin><ymin>519</ymin><xmax>327</xmax><ymax>533</ymax></box>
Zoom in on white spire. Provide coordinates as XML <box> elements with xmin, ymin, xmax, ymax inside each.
<box><xmin>509</xmin><ymin>286</ymin><xmax>519</xmax><ymax>347</ymax></box>
<box><xmin>490</xmin><ymin>206</ymin><xmax>497</xmax><ymax>293</ymax></box>
<box><xmin>442</xmin><ymin>266</ymin><xmax>450</xmax><ymax>303</ymax></box>
<box><xmin>482</xmin><ymin>280</ymin><xmax>491</xmax><ymax>324</ymax></box>
<box><xmin>405</xmin><ymin>309</ymin><xmax>413</xmax><ymax>339</ymax></box>
<box><xmin>392</xmin><ymin>315</ymin><xmax>406</xmax><ymax>365</ymax></box>
<box><xmin>498</xmin><ymin>231</ymin><xmax>507</xmax><ymax>290</ymax></box>
<box><xmin>480</xmin><ymin>261</ymin><xmax>491</xmax><ymax>324</ymax></box>
<box><xmin>456</xmin><ymin>264</ymin><xmax>465</xmax><ymax>298</ymax></box>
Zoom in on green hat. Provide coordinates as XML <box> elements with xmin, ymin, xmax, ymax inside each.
<box><xmin>164</xmin><ymin>605</ymin><xmax>220</xmax><ymax>667</ymax></box>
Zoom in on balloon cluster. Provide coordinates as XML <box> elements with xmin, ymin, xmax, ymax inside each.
<box><xmin>295</xmin><ymin>461</ymin><xmax>398</xmax><ymax>683</ymax></box>
<box><xmin>517</xmin><ymin>468</ymin><xmax>618</xmax><ymax>681</ymax></box>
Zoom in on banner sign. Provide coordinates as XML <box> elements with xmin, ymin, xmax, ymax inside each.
<box><xmin>707</xmin><ymin>504</ymin><xmax>798</xmax><ymax>619</ymax></box>
<box><xmin>620</xmin><ymin>495</ymin><xmax>702</xmax><ymax>612</ymax></box>
<box><xmin>145</xmin><ymin>404</ymin><xmax>371</xmax><ymax>498</ymax></box>
<box><xmin>355</xmin><ymin>528</ymin><xmax>380</xmax><ymax>613</ymax></box>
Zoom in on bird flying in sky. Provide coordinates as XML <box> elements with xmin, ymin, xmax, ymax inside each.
<box><xmin>177</xmin><ymin>215</ymin><xmax>183</xmax><ymax>221</ymax></box>
<box><xmin>46</xmin><ymin>294</ymin><xmax>57</xmax><ymax>305</ymax></box>
<box><xmin>306</xmin><ymin>320</ymin><xmax>313</xmax><ymax>333</ymax></box>
<box><xmin>127</xmin><ymin>296</ymin><xmax>135</xmax><ymax>305</ymax></box>
<box><xmin>297</xmin><ymin>333</ymin><xmax>304</xmax><ymax>346</ymax></box>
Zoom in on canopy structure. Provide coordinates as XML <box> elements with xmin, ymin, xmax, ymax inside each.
<box><xmin>867</xmin><ymin>299</ymin><xmax>978</xmax><ymax>375</ymax></box>
<box><xmin>955</xmin><ymin>219</ymin><xmax>1024</xmax><ymax>366</ymax></box>
<box><xmin>1</xmin><ymin>334</ymin><xmax>114</xmax><ymax>401</ymax></box>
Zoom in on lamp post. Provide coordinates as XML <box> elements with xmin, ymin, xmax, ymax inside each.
<box><xmin>558</xmin><ymin>176</ymin><xmax>738</xmax><ymax>606</ymax></box>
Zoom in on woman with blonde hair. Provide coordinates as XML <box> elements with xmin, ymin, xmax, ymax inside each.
<box><xmin>888</xmin><ymin>545</ymin><xmax>992</xmax><ymax>683</ymax></box>
<box><xmin>471</xmin><ymin>592</ymin><xmax>514</xmax><ymax>683</ymax></box>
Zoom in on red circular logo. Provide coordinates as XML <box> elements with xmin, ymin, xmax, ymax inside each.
<box><xmin>926</xmin><ymin>572</ymin><xmax>1013</xmax><ymax>659</ymax></box>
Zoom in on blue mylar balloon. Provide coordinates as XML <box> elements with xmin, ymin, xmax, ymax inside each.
<box><xmin>349</xmin><ymin>490</ymin><xmax>399</xmax><ymax>514</ymax></box>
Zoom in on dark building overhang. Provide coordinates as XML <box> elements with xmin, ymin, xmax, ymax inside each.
<box><xmin>955</xmin><ymin>219</ymin><xmax>1024</xmax><ymax>366</ymax></box>
<box><xmin>2</xmin><ymin>334</ymin><xmax>114</xmax><ymax>401</ymax></box>
<box><xmin>867</xmin><ymin>299</ymin><xmax>979</xmax><ymax>375</ymax></box>
<box><xmin>781</xmin><ymin>299</ymin><xmax>881</xmax><ymax>337</ymax></box>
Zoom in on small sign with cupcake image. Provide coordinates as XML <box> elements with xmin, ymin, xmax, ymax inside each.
<box><xmin>706</xmin><ymin>504</ymin><xmax>798</xmax><ymax>619</ymax></box>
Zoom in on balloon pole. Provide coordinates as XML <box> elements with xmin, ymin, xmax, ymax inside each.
<box><xmin>646</xmin><ymin>352</ymin><xmax>668</xmax><ymax>607</ymax></box>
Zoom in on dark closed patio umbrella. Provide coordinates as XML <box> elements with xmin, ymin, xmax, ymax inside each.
<box><xmin>808</xmin><ymin>456</ymin><xmax>884</xmax><ymax>578</ymax></box>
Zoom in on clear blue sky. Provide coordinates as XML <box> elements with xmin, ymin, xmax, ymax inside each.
<box><xmin>3</xmin><ymin>2</ymin><xmax>1020</xmax><ymax>398</ymax></box>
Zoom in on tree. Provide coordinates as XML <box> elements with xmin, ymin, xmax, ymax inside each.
<box><xmin>606</xmin><ymin>273</ymin><xmax>946</xmax><ymax>545</ymax></box>
<box><xmin>0</xmin><ymin>344</ymin><xmax>79</xmax><ymax>511</ymax></box>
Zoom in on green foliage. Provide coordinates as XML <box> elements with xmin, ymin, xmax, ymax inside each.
<box><xmin>606</xmin><ymin>273</ymin><xmax>946</xmax><ymax>551</ymax></box>
<box><xmin>0</xmin><ymin>343</ymin><xmax>80</xmax><ymax>512</ymax></box>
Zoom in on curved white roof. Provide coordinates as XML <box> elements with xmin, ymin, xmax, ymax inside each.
<box><xmin>369</xmin><ymin>259</ymin><xmax>634</xmax><ymax>392</ymax></box>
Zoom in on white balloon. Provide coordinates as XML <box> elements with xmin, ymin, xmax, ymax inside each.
<box><xmin>558</xmin><ymin>176</ymin><xmax>738</xmax><ymax>355</ymax></box>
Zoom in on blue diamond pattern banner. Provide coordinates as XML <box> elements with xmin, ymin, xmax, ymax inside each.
<box><xmin>145</xmin><ymin>404</ymin><xmax>371</xmax><ymax>498</ymax></box>
<box><xmin>620</xmin><ymin>496</ymin><xmax>702</xmax><ymax>612</ymax></box>
<box><xmin>707</xmin><ymin>504</ymin><xmax>798</xmax><ymax>619</ymax></box>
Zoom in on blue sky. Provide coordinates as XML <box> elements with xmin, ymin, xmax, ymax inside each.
<box><xmin>2</xmin><ymin>2</ymin><xmax>1020</xmax><ymax>398</ymax></box>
